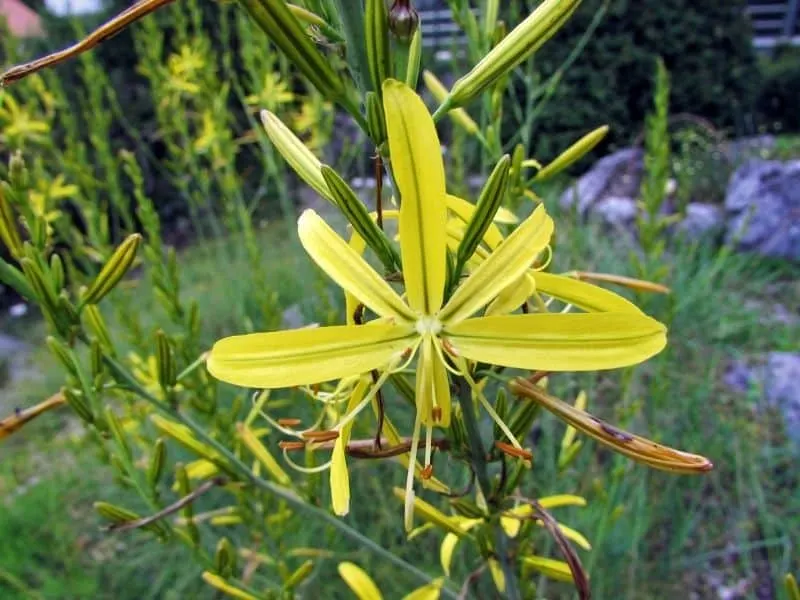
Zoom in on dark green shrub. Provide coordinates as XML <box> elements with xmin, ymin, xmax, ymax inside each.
<box><xmin>757</xmin><ymin>45</ymin><xmax>800</xmax><ymax>134</ymax></box>
<box><xmin>519</xmin><ymin>0</ymin><xmax>760</xmax><ymax>158</ymax></box>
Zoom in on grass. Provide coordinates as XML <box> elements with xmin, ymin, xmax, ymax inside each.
<box><xmin>1</xmin><ymin>204</ymin><xmax>799</xmax><ymax>599</ymax></box>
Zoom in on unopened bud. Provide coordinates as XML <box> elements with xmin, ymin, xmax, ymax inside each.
<box><xmin>389</xmin><ymin>0</ymin><xmax>419</xmax><ymax>41</ymax></box>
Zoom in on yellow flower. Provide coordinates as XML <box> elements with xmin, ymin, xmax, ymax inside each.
<box><xmin>0</xmin><ymin>93</ymin><xmax>50</xmax><ymax>148</ymax></box>
<box><xmin>245</xmin><ymin>72</ymin><xmax>294</xmax><ymax>112</ymax></box>
<box><xmin>208</xmin><ymin>80</ymin><xmax>666</xmax><ymax>528</ymax></box>
<box><xmin>338</xmin><ymin>561</ymin><xmax>443</xmax><ymax>600</ymax></box>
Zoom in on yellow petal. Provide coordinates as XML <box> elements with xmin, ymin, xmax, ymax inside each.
<box><xmin>331</xmin><ymin>378</ymin><xmax>369</xmax><ymax>516</ymax></box>
<box><xmin>440</xmin><ymin>205</ymin><xmax>553</xmax><ymax>326</ymax></box>
<box><xmin>432</xmin><ymin>343</ymin><xmax>452</xmax><ymax>427</ymax></box>
<box><xmin>402</xmin><ymin>578</ymin><xmax>444</xmax><ymax>600</ymax></box>
<box><xmin>485</xmin><ymin>273</ymin><xmax>536</xmax><ymax>316</ymax></box>
<box><xmin>510</xmin><ymin>379</ymin><xmax>714</xmax><ymax>474</ymax></box>
<box><xmin>338</xmin><ymin>562</ymin><xmax>384</xmax><ymax>600</ymax></box>
<box><xmin>440</xmin><ymin>533</ymin><xmax>460</xmax><ymax>576</ymax></box>
<box><xmin>201</xmin><ymin>572</ymin><xmax>260</xmax><ymax>600</ymax></box>
<box><xmin>416</xmin><ymin>337</ymin><xmax>452</xmax><ymax>427</ymax></box>
<box><xmin>383</xmin><ymin>79</ymin><xmax>447</xmax><ymax>315</ymax></box>
<box><xmin>535</xmin><ymin>272</ymin><xmax>643</xmax><ymax>313</ymax></box>
<box><xmin>392</xmin><ymin>487</ymin><xmax>467</xmax><ymax>537</ymax></box>
<box><xmin>208</xmin><ymin>324</ymin><xmax>413</xmax><ymax>388</ymax></box>
<box><xmin>538</xmin><ymin>494</ymin><xmax>587</xmax><ymax>509</ymax></box>
<box><xmin>488</xmin><ymin>559</ymin><xmax>506</xmax><ymax>593</ymax></box>
<box><xmin>446</xmin><ymin>312</ymin><xmax>666</xmax><ymax>371</ymax></box>
<box><xmin>299</xmin><ymin>210</ymin><xmax>414</xmax><ymax>321</ymax></box>
<box><xmin>521</xmin><ymin>556</ymin><xmax>574</xmax><ymax>582</ymax></box>
<box><xmin>346</xmin><ymin>230</ymin><xmax>368</xmax><ymax>325</ymax></box>
<box><xmin>237</xmin><ymin>424</ymin><xmax>290</xmax><ymax>485</ymax></box>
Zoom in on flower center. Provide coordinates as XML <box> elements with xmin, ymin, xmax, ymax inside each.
<box><xmin>415</xmin><ymin>316</ymin><xmax>443</xmax><ymax>336</ymax></box>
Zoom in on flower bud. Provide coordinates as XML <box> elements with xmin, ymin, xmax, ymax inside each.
<box><xmin>389</xmin><ymin>0</ymin><xmax>419</xmax><ymax>41</ymax></box>
<box><xmin>535</xmin><ymin>125</ymin><xmax>609</xmax><ymax>181</ymax></box>
<box><xmin>366</xmin><ymin>0</ymin><xmax>392</xmax><ymax>94</ymax></box>
<box><xmin>156</xmin><ymin>330</ymin><xmax>176</xmax><ymax>390</ymax></box>
<box><xmin>82</xmin><ymin>234</ymin><xmax>141</xmax><ymax>306</ymax></box>
<box><xmin>0</xmin><ymin>185</ymin><xmax>23</xmax><ymax>259</ymax></box>
<box><xmin>214</xmin><ymin>538</ymin><xmax>237</xmax><ymax>578</ymax></box>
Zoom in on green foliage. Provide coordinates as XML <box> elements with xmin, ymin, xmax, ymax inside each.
<box><xmin>527</xmin><ymin>0</ymin><xmax>760</xmax><ymax>156</ymax></box>
<box><xmin>757</xmin><ymin>45</ymin><xmax>800</xmax><ymax>134</ymax></box>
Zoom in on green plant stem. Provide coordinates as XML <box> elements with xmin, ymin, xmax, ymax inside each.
<box><xmin>457</xmin><ymin>381</ymin><xmax>521</xmax><ymax>600</ymax></box>
<box><xmin>103</xmin><ymin>355</ymin><xmax>457</xmax><ymax>598</ymax></box>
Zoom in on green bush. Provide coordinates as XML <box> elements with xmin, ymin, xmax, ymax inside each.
<box><xmin>757</xmin><ymin>45</ymin><xmax>800</xmax><ymax>134</ymax></box>
<box><xmin>523</xmin><ymin>0</ymin><xmax>760</xmax><ymax>157</ymax></box>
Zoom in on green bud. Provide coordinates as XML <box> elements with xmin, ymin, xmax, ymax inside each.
<box><xmin>442</xmin><ymin>0</ymin><xmax>581</xmax><ymax>111</ymax></box>
<box><xmin>82</xmin><ymin>234</ymin><xmax>141</xmax><ymax>306</ymax></box>
<box><xmin>148</xmin><ymin>438</ymin><xmax>167</xmax><ymax>490</ymax></box>
<box><xmin>508</xmin><ymin>399</ymin><xmax>539</xmax><ymax>442</ymax></box>
<box><xmin>284</xmin><ymin>560</ymin><xmax>314</xmax><ymax>590</ymax></box>
<box><xmin>156</xmin><ymin>330</ymin><xmax>176</xmax><ymax>390</ymax></box>
<box><xmin>83</xmin><ymin>304</ymin><xmax>115</xmax><ymax>355</ymax></box>
<box><xmin>483</xmin><ymin>0</ymin><xmax>499</xmax><ymax>39</ymax></box>
<box><xmin>0</xmin><ymin>185</ymin><xmax>23</xmax><ymax>259</ymax></box>
<box><xmin>404</xmin><ymin>26</ymin><xmax>422</xmax><ymax>88</ymax></box>
<box><xmin>176</xmin><ymin>463</ymin><xmax>199</xmax><ymax>544</ymax></box>
<box><xmin>236</xmin><ymin>0</ymin><xmax>345</xmax><ymax>101</ymax></box>
<box><xmin>492</xmin><ymin>388</ymin><xmax>508</xmax><ymax>442</ymax></box>
<box><xmin>62</xmin><ymin>387</ymin><xmax>94</xmax><ymax>424</ymax></box>
<box><xmin>388</xmin><ymin>0</ymin><xmax>419</xmax><ymax>41</ymax></box>
<box><xmin>534</xmin><ymin>125</ymin><xmax>609</xmax><ymax>181</ymax></box>
<box><xmin>214</xmin><ymin>537</ymin><xmax>237</xmax><ymax>578</ymax></box>
<box><xmin>49</xmin><ymin>253</ymin><xmax>64</xmax><ymax>291</ymax></box>
<box><xmin>450</xmin><ymin>498</ymin><xmax>487</xmax><ymax>519</ymax></box>
<box><xmin>366</xmin><ymin>0</ymin><xmax>392</xmax><ymax>94</ymax></box>
<box><xmin>261</xmin><ymin>110</ymin><xmax>332</xmax><ymax>203</ymax></box>
<box><xmin>366</xmin><ymin>92</ymin><xmax>387</xmax><ymax>146</ymax></box>
<box><xmin>509</xmin><ymin>143</ymin><xmax>526</xmax><ymax>191</ymax></box>
<box><xmin>320</xmin><ymin>165</ymin><xmax>400</xmax><ymax>271</ymax></box>
<box><xmin>456</xmin><ymin>155</ymin><xmax>511</xmax><ymax>269</ymax></box>
<box><xmin>21</xmin><ymin>256</ymin><xmax>59</xmax><ymax>318</ymax></box>
<box><xmin>46</xmin><ymin>336</ymin><xmax>80</xmax><ymax>378</ymax></box>
<box><xmin>94</xmin><ymin>501</ymin><xmax>169</xmax><ymax>539</ymax></box>
<box><xmin>90</xmin><ymin>339</ymin><xmax>104</xmax><ymax>379</ymax></box>
<box><xmin>558</xmin><ymin>440</ymin><xmax>583</xmax><ymax>470</ymax></box>
<box><xmin>0</xmin><ymin>258</ymin><xmax>35</xmax><ymax>299</ymax></box>
<box><xmin>105</xmin><ymin>408</ymin><xmax>132</xmax><ymax>462</ymax></box>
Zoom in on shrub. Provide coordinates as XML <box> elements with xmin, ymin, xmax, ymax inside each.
<box><xmin>523</xmin><ymin>0</ymin><xmax>760</xmax><ymax>157</ymax></box>
<box><xmin>757</xmin><ymin>45</ymin><xmax>800</xmax><ymax>134</ymax></box>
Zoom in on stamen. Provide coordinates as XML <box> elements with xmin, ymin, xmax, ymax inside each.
<box><xmin>458</xmin><ymin>357</ymin><xmax>528</xmax><ymax>454</ymax></box>
<box><xmin>277</xmin><ymin>418</ymin><xmax>302</xmax><ymax>427</ymax></box>
<box><xmin>423</xmin><ymin>419</ymin><xmax>433</xmax><ymax>467</ymax></box>
<box><xmin>279</xmin><ymin>440</ymin><xmax>306</xmax><ymax>451</ymax></box>
<box><xmin>432</xmin><ymin>337</ymin><xmax>462</xmax><ymax>376</ymax></box>
<box><xmin>532</xmin><ymin>244</ymin><xmax>553</xmax><ymax>271</ymax></box>
<box><xmin>404</xmin><ymin>409</ymin><xmax>423</xmax><ymax>531</ymax></box>
<box><xmin>441</xmin><ymin>338</ymin><xmax>459</xmax><ymax>357</ymax></box>
<box><xmin>281</xmin><ymin>450</ymin><xmax>332</xmax><ymax>474</ymax></box>
<box><xmin>495</xmin><ymin>441</ymin><xmax>533</xmax><ymax>461</ymax></box>
<box><xmin>432</xmin><ymin>407</ymin><xmax>443</xmax><ymax>423</ymax></box>
<box><xmin>420</xmin><ymin>464</ymin><xmax>433</xmax><ymax>480</ymax></box>
<box><xmin>335</xmin><ymin>359</ymin><xmax>403</xmax><ymax>432</ymax></box>
<box><xmin>301</xmin><ymin>430</ymin><xmax>340</xmax><ymax>443</ymax></box>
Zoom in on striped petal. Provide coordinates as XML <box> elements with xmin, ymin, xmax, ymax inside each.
<box><xmin>384</xmin><ymin>79</ymin><xmax>447</xmax><ymax>315</ymax></box>
<box><xmin>446</xmin><ymin>313</ymin><xmax>666</xmax><ymax>372</ymax></box>
<box><xmin>299</xmin><ymin>210</ymin><xmax>414</xmax><ymax>322</ymax></box>
<box><xmin>415</xmin><ymin>337</ymin><xmax>451</xmax><ymax>426</ymax></box>
<box><xmin>510</xmin><ymin>379</ymin><xmax>713</xmax><ymax>474</ymax></box>
<box><xmin>208</xmin><ymin>323</ymin><xmax>414</xmax><ymax>389</ymax></box>
<box><xmin>445</xmin><ymin>194</ymin><xmax>505</xmax><ymax>249</ymax></box>
<box><xmin>485</xmin><ymin>273</ymin><xmax>537</xmax><ymax>316</ymax></box>
<box><xmin>534</xmin><ymin>272</ymin><xmax>642</xmax><ymax>313</ymax></box>
<box><xmin>440</xmin><ymin>205</ymin><xmax>553</xmax><ymax>326</ymax></box>
<box><xmin>331</xmin><ymin>378</ymin><xmax>370</xmax><ymax>516</ymax></box>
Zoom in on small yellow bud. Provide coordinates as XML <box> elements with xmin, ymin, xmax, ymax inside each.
<box><xmin>535</xmin><ymin>125</ymin><xmax>609</xmax><ymax>181</ymax></box>
<box><xmin>82</xmin><ymin>233</ymin><xmax>141</xmax><ymax>306</ymax></box>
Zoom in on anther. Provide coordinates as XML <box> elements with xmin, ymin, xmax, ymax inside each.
<box><xmin>420</xmin><ymin>464</ymin><xmax>433</xmax><ymax>480</ymax></box>
<box><xmin>302</xmin><ymin>430</ymin><xmax>340</xmax><ymax>442</ymax></box>
<box><xmin>495</xmin><ymin>441</ymin><xmax>533</xmax><ymax>461</ymax></box>
<box><xmin>431</xmin><ymin>407</ymin><xmax>442</xmax><ymax>423</ymax></box>
<box><xmin>277</xmin><ymin>418</ymin><xmax>302</xmax><ymax>427</ymax></box>
<box><xmin>441</xmin><ymin>338</ymin><xmax>459</xmax><ymax>357</ymax></box>
<box><xmin>279</xmin><ymin>440</ymin><xmax>306</xmax><ymax>451</ymax></box>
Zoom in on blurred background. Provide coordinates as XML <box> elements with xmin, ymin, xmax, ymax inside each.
<box><xmin>1</xmin><ymin>1</ymin><xmax>798</xmax><ymax>598</ymax></box>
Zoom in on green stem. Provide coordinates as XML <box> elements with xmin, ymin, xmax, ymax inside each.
<box><xmin>104</xmin><ymin>356</ymin><xmax>458</xmax><ymax>598</ymax></box>
<box><xmin>457</xmin><ymin>382</ymin><xmax>521</xmax><ymax>600</ymax></box>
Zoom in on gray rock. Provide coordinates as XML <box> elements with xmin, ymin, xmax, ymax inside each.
<box><xmin>281</xmin><ymin>304</ymin><xmax>305</xmax><ymax>330</ymax></box>
<box><xmin>676</xmin><ymin>203</ymin><xmax>725</xmax><ymax>241</ymax></box>
<box><xmin>592</xmin><ymin>196</ymin><xmax>638</xmax><ymax>230</ymax></box>
<box><xmin>724</xmin><ymin>160</ymin><xmax>800</xmax><ymax>261</ymax></box>
<box><xmin>560</xmin><ymin>148</ymin><xmax>643</xmax><ymax>216</ymax></box>
<box><xmin>720</xmin><ymin>135</ymin><xmax>776</xmax><ymax>164</ymax></box>
<box><xmin>723</xmin><ymin>352</ymin><xmax>800</xmax><ymax>445</ymax></box>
